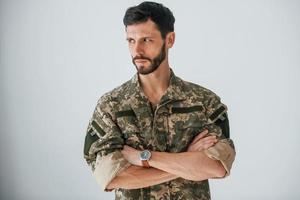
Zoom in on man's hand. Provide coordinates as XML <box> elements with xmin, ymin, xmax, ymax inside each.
<box><xmin>121</xmin><ymin>145</ymin><xmax>142</xmax><ymax>166</ymax></box>
<box><xmin>187</xmin><ymin>129</ymin><xmax>218</xmax><ymax>152</ymax></box>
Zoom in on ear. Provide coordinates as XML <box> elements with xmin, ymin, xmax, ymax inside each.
<box><xmin>165</xmin><ymin>32</ymin><xmax>175</xmax><ymax>48</ymax></box>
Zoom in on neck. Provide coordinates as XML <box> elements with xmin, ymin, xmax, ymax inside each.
<box><xmin>138</xmin><ymin>60</ymin><xmax>171</xmax><ymax>104</ymax></box>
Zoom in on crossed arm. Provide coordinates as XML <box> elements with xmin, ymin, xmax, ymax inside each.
<box><xmin>107</xmin><ymin>130</ymin><xmax>225</xmax><ymax>190</ymax></box>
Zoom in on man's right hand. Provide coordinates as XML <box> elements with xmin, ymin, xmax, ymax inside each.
<box><xmin>187</xmin><ymin>129</ymin><xmax>218</xmax><ymax>152</ymax></box>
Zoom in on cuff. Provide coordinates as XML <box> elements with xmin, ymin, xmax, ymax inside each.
<box><xmin>93</xmin><ymin>151</ymin><xmax>131</xmax><ymax>191</ymax></box>
<box><xmin>204</xmin><ymin>139</ymin><xmax>236</xmax><ymax>177</ymax></box>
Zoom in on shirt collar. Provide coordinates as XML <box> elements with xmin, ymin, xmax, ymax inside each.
<box><xmin>128</xmin><ymin>68</ymin><xmax>187</xmax><ymax>104</ymax></box>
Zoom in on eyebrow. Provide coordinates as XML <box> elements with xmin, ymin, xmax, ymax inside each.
<box><xmin>126</xmin><ymin>36</ymin><xmax>154</xmax><ymax>41</ymax></box>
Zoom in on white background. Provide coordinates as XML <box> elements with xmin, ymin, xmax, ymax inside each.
<box><xmin>1</xmin><ymin>0</ymin><xmax>299</xmax><ymax>199</ymax></box>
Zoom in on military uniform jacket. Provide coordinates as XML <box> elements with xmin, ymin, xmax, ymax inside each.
<box><xmin>84</xmin><ymin>69</ymin><xmax>236</xmax><ymax>200</ymax></box>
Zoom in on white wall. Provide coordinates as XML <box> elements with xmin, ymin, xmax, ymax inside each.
<box><xmin>1</xmin><ymin>0</ymin><xmax>299</xmax><ymax>199</ymax></box>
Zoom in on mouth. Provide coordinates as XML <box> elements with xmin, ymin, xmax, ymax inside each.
<box><xmin>134</xmin><ymin>59</ymin><xmax>148</xmax><ymax>63</ymax></box>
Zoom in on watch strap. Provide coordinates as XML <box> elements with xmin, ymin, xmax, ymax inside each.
<box><xmin>142</xmin><ymin>160</ymin><xmax>150</xmax><ymax>168</ymax></box>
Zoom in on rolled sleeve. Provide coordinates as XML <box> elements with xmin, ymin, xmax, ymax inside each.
<box><xmin>94</xmin><ymin>151</ymin><xmax>131</xmax><ymax>191</ymax></box>
<box><xmin>84</xmin><ymin>95</ymin><xmax>130</xmax><ymax>191</ymax></box>
<box><xmin>203</xmin><ymin>94</ymin><xmax>236</xmax><ymax>176</ymax></box>
<box><xmin>204</xmin><ymin>137</ymin><xmax>235</xmax><ymax>176</ymax></box>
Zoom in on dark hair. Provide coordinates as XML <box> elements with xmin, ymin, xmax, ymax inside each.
<box><xmin>123</xmin><ymin>1</ymin><xmax>175</xmax><ymax>39</ymax></box>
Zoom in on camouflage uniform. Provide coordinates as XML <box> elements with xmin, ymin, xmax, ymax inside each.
<box><xmin>84</xmin><ymin>69</ymin><xmax>236</xmax><ymax>200</ymax></box>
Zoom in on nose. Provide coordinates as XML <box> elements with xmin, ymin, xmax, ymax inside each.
<box><xmin>132</xmin><ymin>42</ymin><xmax>144</xmax><ymax>57</ymax></box>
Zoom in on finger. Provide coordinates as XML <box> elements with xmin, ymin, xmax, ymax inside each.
<box><xmin>189</xmin><ymin>137</ymin><xmax>216</xmax><ymax>151</ymax></box>
<box><xmin>205</xmin><ymin>136</ymin><xmax>218</xmax><ymax>144</ymax></box>
<box><xmin>203</xmin><ymin>142</ymin><xmax>215</xmax><ymax>149</ymax></box>
<box><xmin>191</xmin><ymin>129</ymin><xmax>209</xmax><ymax>144</ymax></box>
<box><xmin>193</xmin><ymin>135</ymin><xmax>217</xmax><ymax>145</ymax></box>
<box><xmin>195</xmin><ymin>141</ymin><xmax>215</xmax><ymax>151</ymax></box>
<box><xmin>202</xmin><ymin>140</ymin><xmax>215</xmax><ymax>147</ymax></box>
<box><xmin>191</xmin><ymin>142</ymin><xmax>206</xmax><ymax>151</ymax></box>
<box><xmin>202</xmin><ymin>136</ymin><xmax>217</xmax><ymax>142</ymax></box>
<box><xmin>192</xmin><ymin>139</ymin><xmax>217</xmax><ymax>151</ymax></box>
<box><xmin>203</xmin><ymin>139</ymin><xmax>218</xmax><ymax>147</ymax></box>
<box><xmin>207</xmin><ymin>141</ymin><xmax>217</xmax><ymax>147</ymax></box>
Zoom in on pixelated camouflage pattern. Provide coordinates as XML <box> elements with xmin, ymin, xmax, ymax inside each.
<box><xmin>84</xmin><ymin>69</ymin><xmax>235</xmax><ymax>200</ymax></box>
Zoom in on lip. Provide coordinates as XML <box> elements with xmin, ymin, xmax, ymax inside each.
<box><xmin>135</xmin><ymin>59</ymin><xmax>148</xmax><ymax>63</ymax></box>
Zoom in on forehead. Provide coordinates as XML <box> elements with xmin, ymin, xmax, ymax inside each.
<box><xmin>126</xmin><ymin>19</ymin><xmax>161</xmax><ymax>38</ymax></box>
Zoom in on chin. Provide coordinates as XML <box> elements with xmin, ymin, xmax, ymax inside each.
<box><xmin>136</xmin><ymin>65</ymin><xmax>148</xmax><ymax>72</ymax></box>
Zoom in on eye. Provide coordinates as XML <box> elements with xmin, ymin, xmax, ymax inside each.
<box><xmin>144</xmin><ymin>38</ymin><xmax>151</xmax><ymax>42</ymax></box>
<box><xmin>127</xmin><ymin>38</ymin><xmax>135</xmax><ymax>44</ymax></box>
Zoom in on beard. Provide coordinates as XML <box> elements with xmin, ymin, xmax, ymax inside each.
<box><xmin>132</xmin><ymin>42</ymin><xmax>166</xmax><ymax>75</ymax></box>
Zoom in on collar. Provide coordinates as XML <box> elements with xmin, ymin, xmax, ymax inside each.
<box><xmin>127</xmin><ymin>68</ymin><xmax>187</xmax><ymax>105</ymax></box>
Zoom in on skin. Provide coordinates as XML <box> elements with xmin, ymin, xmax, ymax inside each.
<box><xmin>106</xmin><ymin>19</ymin><xmax>226</xmax><ymax>190</ymax></box>
<box><xmin>126</xmin><ymin>19</ymin><xmax>173</xmax><ymax>104</ymax></box>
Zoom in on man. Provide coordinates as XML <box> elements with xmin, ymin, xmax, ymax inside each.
<box><xmin>84</xmin><ymin>1</ymin><xmax>235</xmax><ymax>199</ymax></box>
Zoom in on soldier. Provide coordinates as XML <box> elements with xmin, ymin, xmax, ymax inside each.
<box><xmin>84</xmin><ymin>1</ymin><xmax>236</xmax><ymax>200</ymax></box>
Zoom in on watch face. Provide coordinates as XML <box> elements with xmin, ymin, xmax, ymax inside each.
<box><xmin>140</xmin><ymin>150</ymin><xmax>151</xmax><ymax>160</ymax></box>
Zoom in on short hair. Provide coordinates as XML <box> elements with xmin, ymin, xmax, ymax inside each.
<box><xmin>123</xmin><ymin>1</ymin><xmax>175</xmax><ymax>39</ymax></box>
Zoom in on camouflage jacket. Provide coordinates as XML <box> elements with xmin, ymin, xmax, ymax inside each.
<box><xmin>84</xmin><ymin>69</ymin><xmax>236</xmax><ymax>200</ymax></box>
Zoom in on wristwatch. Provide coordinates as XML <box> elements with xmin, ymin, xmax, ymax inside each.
<box><xmin>140</xmin><ymin>150</ymin><xmax>151</xmax><ymax>168</ymax></box>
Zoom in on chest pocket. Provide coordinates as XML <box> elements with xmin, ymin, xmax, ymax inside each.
<box><xmin>168</xmin><ymin>105</ymin><xmax>207</xmax><ymax>152</ymax></box>
<box><xmin>115</xmin><ymin>109</ymin><xmax>143</xmax><ymax>149</ymax></box>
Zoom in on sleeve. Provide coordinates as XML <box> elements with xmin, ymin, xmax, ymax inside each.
<box><xmin>83</xmin><ymin>95</ymin><xmax>131</xmax><ymax>191</ymax></box>
<box><xmin>203</xmin><ymin>94</ymin><xmax>236</xmax><ymax>177</ymax></box>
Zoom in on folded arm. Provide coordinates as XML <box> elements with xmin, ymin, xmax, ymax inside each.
<box><xmin>121</xmin><ymin>144</ymin><xmax>226</xmax><ymax>182</ymax></box>
<box><xmin>106</xmin><ymin>123</ymin><xmax>236</xmax><ymax>190</ymax></box>
<box><xmin>146</xmin><ymin>129</ymin><xmax>229</xmax><ymax>181</ymax></box>
<box><xmin>107</xmin><ymin>165</ymin><xmax>178</xmax><ymax>190</ymax></box>
<box><xmin>107</xmin><ymin>131</ymin><xmax>221</xmax><ymax>190</ymax></box>
<box><xmin>150</xmin><ymin>151</ymin><xmax>226</xmax><ymax>181</ymax></box>
<box><xmin>84</xmin><ymin>95</ymin><xmax>235</xmax><ymax>191</ymax></box>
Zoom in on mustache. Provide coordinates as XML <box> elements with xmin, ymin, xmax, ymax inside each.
<box><xmin>132</xmin><ymin>56</ymin><xmax>151</xmax><ymax>62</ymax></box>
